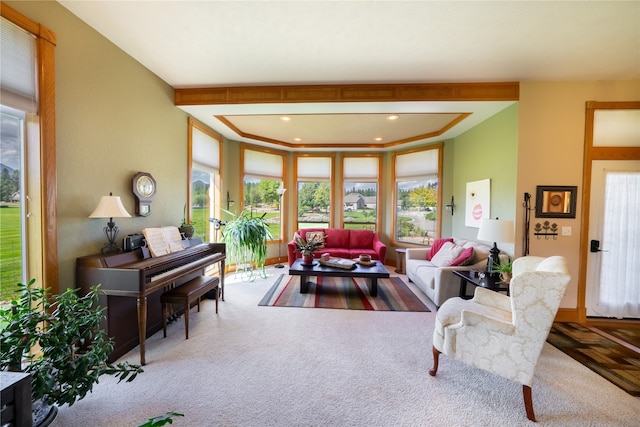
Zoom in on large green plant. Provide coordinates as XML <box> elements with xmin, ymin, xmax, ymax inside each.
<box><xmin>0</xmin><ymin>279</ymin><xmax>143</xmax><ymax>407</ymax></box>
<box><xmin>220</xmin><ymin>208</ymin><xmax>273</xmax><ymax>280</ymax></box>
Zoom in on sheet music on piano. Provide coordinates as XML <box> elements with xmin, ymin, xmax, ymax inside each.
<box><xmin>142</xmin><ymin>226</ymin><xmax>185</xmax><ymax>257</ymax></box>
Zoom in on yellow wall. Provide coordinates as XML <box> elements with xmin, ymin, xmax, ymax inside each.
<box><xmin>518</xmin><ymin>81</ymin><xmax>640</xmax><ymax>308</ymax></box>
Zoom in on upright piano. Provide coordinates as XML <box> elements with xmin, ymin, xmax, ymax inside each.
<box><xmin>76</xmin><ymin>239</ymin><xmax>225</xmax><ymax>365</ymax></box>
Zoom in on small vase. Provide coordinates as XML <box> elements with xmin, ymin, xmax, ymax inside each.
<box><xmin>302</xmin><ymin>254</ymin><xmax>314</xmax><ymax>265</ymax></box>
<box><xmin>500</xmin><ymin>272</ymin><xmax>512</xmax><ymax>284</ymax></box>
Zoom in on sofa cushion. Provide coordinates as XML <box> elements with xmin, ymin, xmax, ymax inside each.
<box><xmin>325</xmin><ymin>228</ymin><xmax>350</xmax><ymax>248</ymax></box>
<box><xmin>450</xmin><ymin>247</ymin><xmax>475</xmax><ymax>266</ymax></box>
<box><xmin>349</xmin><ymin>229</ymin><xmax>374</xmax><ymax>249</ymax></box>
<box><xmin>428</xmin><ymin>238</ymin><xmax>454</xmax><ymax>260</ymax></box>
<box><xmin>305</xmin><ymin>231</ymin><xmax>326</xmax><ymax>248</ymax></box>
<box><xmin>430</xmin><ymin>241</ymin><xmax>465</xmax><ymax>267</ymax></box>
<box><xmin>298</xmin><ymin>228</ymin><xmax>325</xmax><ymax>241</ymax></box>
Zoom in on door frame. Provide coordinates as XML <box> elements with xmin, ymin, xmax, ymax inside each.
<box><xmin>578</xmin><ymin>101</ymin><xmax>640</xmax><ymax>323</ymax></box>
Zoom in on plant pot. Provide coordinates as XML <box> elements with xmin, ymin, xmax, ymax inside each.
<box><xmin>500</xmin><ymin>272</ymin><xmax>512</xmax><ymax>284</ymax></box>
<box><xmin>32</xmin><ymin>399</ymin><xmax>57</xmax><ymax>427</ymax></box>
<box><xmin>302</xmin><ymin>254</ymin><xmax>314</xmax><ymax>265</ymax></box>
<box><xmin>179</xmin><ymin>225</ymin><xmax>195</xmax><ymax>239</ymax></box>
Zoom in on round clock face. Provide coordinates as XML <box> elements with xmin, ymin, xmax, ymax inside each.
<box><xmin>136</xmin><ymin>175</ymin><xmax>155</xmax><ymax>198</ymax></box>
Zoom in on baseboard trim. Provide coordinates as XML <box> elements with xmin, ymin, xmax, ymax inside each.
<box><xmin>555</xmin><ymin>308</ymin><xmax>579</xmax><ymax>323</ymax></box>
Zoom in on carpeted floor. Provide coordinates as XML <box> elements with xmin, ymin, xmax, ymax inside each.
<box><xmin>258</xmin><ymin>274</ymin><xmax>430</xmax><ymax>312</ymax></box>
<box><xmin>49</xmin><ymin>267</ymin><xmax>640</xmax><ymax>426</ymax></box>
<box><xmin>548</xmin><ymin>322</ymin><xmax>640</xmax><ymax>396</ymax></box>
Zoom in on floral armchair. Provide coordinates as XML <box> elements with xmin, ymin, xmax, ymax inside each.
<box><xmin>428</xmin><ymin>256</ymin><xmax>571</xmax><ymax>422</ymax></box>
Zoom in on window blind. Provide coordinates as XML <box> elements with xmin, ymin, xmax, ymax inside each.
<box><xmin>244</xmin><ymin>149</ymin><xmax>282</xmax><ymax>178</ymax></box>
<box><xmin>395</xmin><ymin>149</ymin><xmax>438</xmax><ymax>180</ymax></box>
<box><xmin>297</xmin><ymin>157</ymin><xmax>331</xmax><ymax>180</ymax></box>
<box><xmin>0</xmin><ymin>17</ymin><xmax>37</xmax><ymax>113</ymax></box>
<box><xmin>192</xmin><ymin>127</ymin><xmax>220</xmax><ymax>171</ymax></box>
<box><xmin>344</xmin><ymin>157</ymin><xmax>379</xmax><ymax>180</ymax></box>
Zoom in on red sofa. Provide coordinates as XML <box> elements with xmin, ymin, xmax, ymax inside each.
<box><xmin>287</xmin><ymin>228</ymin><xmax>387</xmax><ymax>266</ymax></box>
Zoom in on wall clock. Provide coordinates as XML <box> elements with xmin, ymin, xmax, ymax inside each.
<box><xmin>132</xmin><ymin>171</ymin><xmax>156</xmax><ymax>216</ymax></box>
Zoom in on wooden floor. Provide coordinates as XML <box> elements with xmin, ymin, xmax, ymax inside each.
<box><xmin>585</xmin><ymin>319</ymin><xmax>640</xmax><ymax>354</ymax></box>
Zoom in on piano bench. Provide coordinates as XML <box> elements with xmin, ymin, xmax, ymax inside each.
<box><xmin>161</xmin><ymin>275</ymin><xmax>219</xmax><ymax>340</ymax></box>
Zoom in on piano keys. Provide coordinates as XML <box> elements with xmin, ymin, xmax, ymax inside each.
<box><xmin>76</xmin><ymin>239</ymin><xmax>225</xmax><ymax>365</ymax></box>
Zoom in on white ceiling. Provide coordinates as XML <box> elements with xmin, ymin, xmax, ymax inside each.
<box><xmin>58</xmin><ymin>1</ymin><xmax>640</xmax><ymax>151</ymax></box>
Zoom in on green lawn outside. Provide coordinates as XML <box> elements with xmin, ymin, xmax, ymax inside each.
<box><xmin>0</xmin><ymin>206</ymin><xmax>23</xmax><ymax>301</ymax></box>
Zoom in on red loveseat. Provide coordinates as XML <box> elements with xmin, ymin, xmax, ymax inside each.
<box><xmin>287</xmin><ymin>228</ymin><xmax>387</xmax><ymax>266</ymax></box>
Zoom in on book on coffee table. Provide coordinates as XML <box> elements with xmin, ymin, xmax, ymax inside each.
<box><xmin>319</xmin><ymin>257</ymin><xmax>357</xmax><ymax>270</ymax></box>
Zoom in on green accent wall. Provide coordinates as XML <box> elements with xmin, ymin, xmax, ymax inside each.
<box><xmin>448</xmin><ymin>103</ymin><xmax>519</xmax><ymax>251</ymax></box>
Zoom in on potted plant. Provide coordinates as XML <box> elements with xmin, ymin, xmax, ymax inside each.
<box><xmin>491</xmin><ymin>259</ymin><xmax>513</xmax><ymax>284</ymax></box>
<box><xmin>293</xmin><ymin>232</ymin><xmax>324</xmax><ymax>265</ymax></box>
<box><xmin>0</xmin><ymin>279</ymin><xmax>143</xmax><ymax>426</ymax></box>
<box><xmin>179</xmin><ymin>204</ymin><xmax>195</xmax><ymax>239</ymax></box>
<box><xmin>220</xmin><ymin>208</ymin><xmax>273</xmax><ymax>280</ymax></box>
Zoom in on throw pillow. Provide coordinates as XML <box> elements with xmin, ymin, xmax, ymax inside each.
<box><xmin>305</xmin><ymin>231</ymin><xmax>326</xmax><ymax>248</ymax></box>
<box><xmin>427</xmin><ymin>237</ymin><xmax>454</xmax><ymax>260</ymax></box>
<box><xmin>430</xmin><ymin>241</ymin><xmax>465</xmax><ymax>267</ymax></box>
<box><xmin>450</xmin><ymin>247</ymin><xmax>475</xmax><ymax>266</ymax></box>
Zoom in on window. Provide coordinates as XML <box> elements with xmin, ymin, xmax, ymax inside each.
<box><xmin>242</xmin><ymin>147</ymin><xmax>285</xmax><ymax>240</ymax></box>
<box><xmin>295</xmin><ymin>155</ymin><xmax>333</xmax><ymax>229</ymax></box>
<box><xmin>393</xmin><ymin>146</ymin><xmax>442</xmax><ymax>246</ymax></box>
<box><xmin>342</xmin><ymin>156</ymin><xmax>381</xmax><ymax>231</ymax></box>
<box><xmin>0</xmin><ymin>12</ymin><xmax>56</xmax><ymax>298</ymax></box>
<box><xmin>189</xmin><ymin>118</ymin><xmax>221</xmax><ymax>242</ymax></box>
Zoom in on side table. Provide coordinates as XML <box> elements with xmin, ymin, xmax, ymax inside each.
<box><xmin>395</xmin><ymin>248</ymin><xmax>407</xmax><ymax>274</ymax></box>
<box><xmin>452</xmin><ymin>270</ymin><xmax>510</xmax><ymax>300</ymax></box>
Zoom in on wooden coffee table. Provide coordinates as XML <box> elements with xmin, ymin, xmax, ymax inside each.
<box><xmin>289</xmin><ymin>259</ymin><xmax>390</xmax><ymax>297</ymax></box>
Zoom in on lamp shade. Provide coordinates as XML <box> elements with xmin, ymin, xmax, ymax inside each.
<box><xmin>277</xmin><ymin>187</ymin><xmax>287</xmax><ymax>196</ymax></box>
<box><xmin>477</xmin><ymin>219</ymin><xmax>515</xmax><ymax>244</ymax></box>
<box><xmin>89</xmin><ymin>195</ymin><xmax>131</xmax><ymax>218</ymax></box>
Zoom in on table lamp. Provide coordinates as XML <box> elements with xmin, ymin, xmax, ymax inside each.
<box><xmin>89</xmin><ymin>192</ymin><xmax>131</xmax><ymax>254</ymax></box>
<box><xmin>477</xmin><ymin>218</ymin><xmax>515</xmax><ymax>277</ymax></box>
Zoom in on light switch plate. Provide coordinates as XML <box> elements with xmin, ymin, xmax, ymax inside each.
<box><xmin>562</xmin><ymin>226</ymin><xmax>572</xmax><ymax>236</ymax></box>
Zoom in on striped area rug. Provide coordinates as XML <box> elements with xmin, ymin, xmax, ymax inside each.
<box><xmin>258</xmin><ymin>275</ymin><xmax>430</xmax><ymax>312</ymax></box>
<box><xmin>548</xmin><ymin>322</ymin><xmax>640</xmax><ymax>396</ymax></box>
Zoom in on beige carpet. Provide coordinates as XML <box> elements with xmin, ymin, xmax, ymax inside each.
<box><xmin>51</xmin><ymin>267</ymin><xmax>640</xmax><ymax>427</ymax></box>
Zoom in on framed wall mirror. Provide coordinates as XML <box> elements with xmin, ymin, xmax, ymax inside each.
<box><xmin>535</xmin><ymin>185</ymin><xmax>577</xmax><ymax>218</ymax></box>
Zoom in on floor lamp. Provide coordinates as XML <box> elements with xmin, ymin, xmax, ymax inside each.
<box><xmin>275</xmin><ymin>187</ymin><xmax>287</xmax><ymax>268</ymax></box>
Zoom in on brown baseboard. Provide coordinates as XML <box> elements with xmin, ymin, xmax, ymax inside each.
<box><xmin>555</xmin><ymin>308</ymin><xmax>579</xmax><ymax>323</ymax></box>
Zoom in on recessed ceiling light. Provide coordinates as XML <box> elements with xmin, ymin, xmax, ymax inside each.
<box><xmin>375</xmin><ymin>137</ymin><xmax>383</xmax><ymax>141</ymax></box>
<box><xmin>281</xmin><ymin>116</ymin><xmax>291</xmax><ymax>121</ymax></box>
<box><xmin>387</xmin><ymin>114</ymin><xmax>399</xmax><ymax>121</ymax></box>
<box><xmin>294</xmin><ymin>137</ymin><xmax>301</xmax><ymax>142</ymax></box>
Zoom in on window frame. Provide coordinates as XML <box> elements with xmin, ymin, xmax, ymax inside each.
<box><xmin>1</xmin><ymin>5</ymin><xmax>57</xmax><ymax>294</ymax></box>
<box><xmin>341</xmin><ymin>154</ymin><xmax>382</xmax><ymax>232</ymax></box>
<box><xmin>240</xmin><ymin>144</ymin><xmax>287</xmax><ymax>242</ymax></box>
<box><xmin>294</xmin><ymin>154</ymin><xmax>335</xmax><ymax>231</ymax></box>
<box><xmin>391</xmin><ymin>143</ymin><xmax>443</xmax><ymax>247</ymax></box>
<box><xmin>187</xmin><ymin>118</ymin><xmax>222</xmax><ymax>242</ymax></box>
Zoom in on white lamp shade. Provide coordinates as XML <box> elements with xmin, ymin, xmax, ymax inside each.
<box><xmin>477</xmin><ymin>219</ymin><xmax>515</xmax><ymax>244</ymax></box>
<box><xmin>89</xmin><ymin>195</ymin><xmax>131</xmax><ymax>218</ymax></box>
<box><xmin>277</xmin><ymin>187</ymin><xmax>287</xmax><ymax>196</ymax></box>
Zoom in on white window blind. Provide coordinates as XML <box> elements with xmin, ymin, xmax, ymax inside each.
<box><xmin>297</xmin><ymin>157</ymin><xmax>331</xmax><ymax>180</ymax></box>
<box><xmin>192</xmin><ymin>127</ymin><xmax>220</xmax><ymax>171</ymax></box>
<box><xmin>0</xmin><ymin>17</ymin><xmax>37</xmax><ymax>113</ymax></box>
<box><xmin>344</xmin><ymin>157</ymin><xmax>379</xmax><ymax>180</ymax></box>
<box><xmin>244</xmin><ymin>149</ymin><xmax>282</xmax><ymax>178</ymax></box>
<box><xmin>395</xmin><ymin>150</ymin><xmax>438</xmax><ymax>180</ymax></box>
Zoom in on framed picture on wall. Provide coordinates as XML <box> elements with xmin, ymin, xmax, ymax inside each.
<box><xmin>535</xmin><ymin>185</ymin><xmax>577</xmax><ymax>218</ymax></box>
<box><xmin>465</xmin><ymin>178</ymin><xmax>491</xmax><ymax>228</ymax></box>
